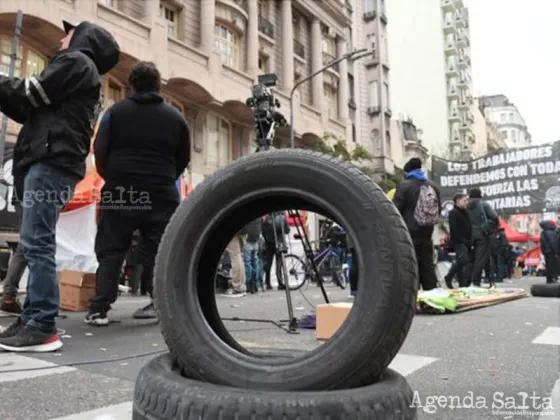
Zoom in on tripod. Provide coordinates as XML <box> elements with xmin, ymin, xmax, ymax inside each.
<box><xmin>221</xmin><ymin>74</ymin><xmax>328</xmax><ymax>334</ymax></box>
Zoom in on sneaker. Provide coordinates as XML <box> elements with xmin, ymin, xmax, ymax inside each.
<box><xmin>133</xmin><ymin>303</ymin><xmax>157</xmax><ymax>319</ymax></box>
<box><xmin>221</xmin><ymin>289</ymin><xmax>246</xmax><ymax>297</ymax></box>
<box><xmin>0</xmin><ymin>296</ymin><xmax>22</xmax><ymax>315</ymax></box>
<box><xmin>0</xmin><ymin>324</ymin><xmax>62</xmax><ymax>352</ymax></box>
<box><xmin>0</xmin><ymin>318</ymin><xmax>24</xmax><ymax>338</ymax></box>
<box><xmin>84</xmin><ymin>310</ymin><xmax>109</xmax><ymax>326</ymax></box>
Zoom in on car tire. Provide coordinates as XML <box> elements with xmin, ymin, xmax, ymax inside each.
<box><xmin>154</xmin><ymin>149</ymin><xmax>418</xmax><ymax>390</ymax></box>
<box><xmin>530</xmin><ymin>283</ymin><xmax>560</xmax><ymax>298</ymax></box>
<box><xmin>133</xmin><ymin>353</ymin><xmax>418</xmax><ymax>420</ymax></box>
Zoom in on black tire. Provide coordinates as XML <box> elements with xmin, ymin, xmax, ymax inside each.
<box><xmin>154</xmin><ymin>149</ymin><xmax>418</xmax><ymax>390</ymax></box>
<box><xmin>283</xmin><ymin>253</ymin><xmax>308</xmax><ymax>291</ymax></box>
<box><xmin>531</xmin><ymin>283</ymin><xmax>560</xmax><ymax>298</ymax></box>
<box><xmin>133</xmin><ymin>353</ymin><xmax>418</xmax><ymax>420</ymax></box>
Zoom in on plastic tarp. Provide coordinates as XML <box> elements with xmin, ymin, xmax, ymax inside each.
<box><xmin>56</xmin><ymin>203</ymin><xmax>98</xmax><ymax>273</ymax></box>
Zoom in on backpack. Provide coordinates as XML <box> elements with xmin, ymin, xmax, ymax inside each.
<box><xmin>480</xmin><ymin>201</ymin><xmax>497</xmax><ymax>236</ymax></box>
<box><xmin>413</xmin><ymin>183</ymin><xmax>440</xmax><ymax>226</ymax></box>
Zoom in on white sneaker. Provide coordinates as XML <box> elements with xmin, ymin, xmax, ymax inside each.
<box><xmin>222</xmin><ymin>289</ymin><xmax>246</xmax><ymax>298</ymax></box>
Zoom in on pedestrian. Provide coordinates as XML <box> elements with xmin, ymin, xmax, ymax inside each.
<box><xmin>86</xmin><ymin>61</ymin><xmax>189</xmax><ymax>325</ymax></box>
<box><xmin>489</xmin><ymin>228</ymin><xmax>508</xmax><ymax>283</ymax></box>
<box><xmin>539</xmin><ymin>220</ymin><xmax>559</xmax><ymax>284</ymax></box>
<box><xmin>0</xmin><ymin>21</ymin><xmax>119</xmax><ymax>352</ymax></box>
<box><xmin>262</xmin><ymin>212</ymin><xmax>290</xmax><ymax>290</ymax></box>
<box><xmin>223</xmin><ymin>231</ymin><xmax>247</xmax><ymax>297</ymax></box>
<box><xmin>444</xmin><ymin>193</ymin><xmax>471</xmax><ymax>288</ymax></box>
<box><xmin>393</xmin><ymin>157</ymin><xmax>441</xmax><ymax>291</ymax></box>
<box><xmin>243</xmin><ymin>218</ymin><xmax>262</xmax><ymax>294</ymax></box>
<box><xmin>0</xmin><ymin>161</ymin><xmax>27</xmax><ymax>314</ymax></box>
<box><xmin>465</xmin><ymin>188</ymin><xmax>499</xmax><ymax>287</ymax></box>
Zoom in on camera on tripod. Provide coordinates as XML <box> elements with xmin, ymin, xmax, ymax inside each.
<box><xmin>246</xmin><ymin>73</ymin><xmax>287</xmax><ymax>151</ymax></box>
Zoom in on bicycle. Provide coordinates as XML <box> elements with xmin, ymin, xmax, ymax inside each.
<box><xmin>283</xmin><ymin>239</ymin><xmax>347</xmax><ymax>291</ymax></box>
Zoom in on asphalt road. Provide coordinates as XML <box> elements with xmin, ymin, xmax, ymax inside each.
<box><xmin>0</xmin><ymin>277</ymin><xmax>558</xmax><ymax>420</ymax></box>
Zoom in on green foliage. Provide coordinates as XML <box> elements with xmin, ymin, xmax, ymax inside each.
<box><xmin>377</xmin><ymin>167</ymin><xmax>405</xmax><ymax>192</ymax></box>
<box><xmin>309</xmin><ymin>132</ymin><xmax>374</xmax><ymax>169</ymax></box>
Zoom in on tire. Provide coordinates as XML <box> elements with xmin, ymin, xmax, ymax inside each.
<box><xmin>531</xmin><ymin>283</ymin><xmax>560</xmax><ymax>298</ymax></box>
<box><xmin>133</xmin><ymin>353</ymin><xmax>418</xmax><ymax>420</ymax></box>
<box><xmin>154</xmin><ymin>149</ymin><xmax>418</xmax><ymax>390</ymax></box>
<box><xmin>283</xmin><ymin>253</ymin><xmax>308</xmax><ymax>291</ymax></box>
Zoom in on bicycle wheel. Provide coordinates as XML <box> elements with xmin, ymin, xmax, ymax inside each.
<box><xmin>283</xmin><ymin>254</ymin><xmax>308</xmax><ymax>290</ymax></box>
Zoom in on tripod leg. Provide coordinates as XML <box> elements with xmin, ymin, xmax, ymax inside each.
<box><xmin>278</xmin><ymin>252</ymin><xmax>298</xmax><ymax>334</ymax></box>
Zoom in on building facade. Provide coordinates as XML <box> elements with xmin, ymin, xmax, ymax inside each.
<box><xmin>386</xmin><ymin>0</ymin><xmax>475</xmax><ymax>161</ymax></box>
<box><xmin>389</xmin><ymin>118</ymin><xmax>429</xmax><ymax>170</ymax></box>
<box><xmin>471</xmin><ymin>100</ymin><xmax>507</xmax><ymax>156</ymax></box>
<box><xmin>349</xmin><ymin>0</ymin><xmax>393</xmax><ymax>174</ymax></box>
<box><xmin>478</xmin><ymin>94</ymin><xmax>532</xmax><ymax>149</ymax></box>
<box><xmin>0</xmin><ymin>0</ymin><xmax>352</xmax><ymax>185</ymax></box>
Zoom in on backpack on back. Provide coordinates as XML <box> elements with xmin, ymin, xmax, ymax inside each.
<box><xmin>413</xmin><ymin>183</ymin><xmax>440</xmax><ymax>226</ymax></box>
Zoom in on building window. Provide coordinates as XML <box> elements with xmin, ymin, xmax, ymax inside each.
<box><xmin>258</xmin><ymin>0</ymin><xmax>269</xmax><ymax>18</ymax></box>
<box><xmin>214</xmin><ymin>24</ymin><xmax>239</xmax><ymax>68</ymax></box>
<box><xmin>104</xmin><ymin>79</ymin><xmax>124</xmax><ymax>108</ymax></box>
<box><xmin>323</xmin><ymin>83</ymin><xmax>338</xmax><ymax>119</ymax></box>
<box><xmin>0</xmin><ymin>37</ymin><xmax>46</xmax><ymax>78</ymax></box>
<box><xmin>205</xmin><ymin>114</ymin><xmax>231</xmax><ymax>168</ymax></box>
<box><xmin>500</xmin><ymin>130</ymin><xmax>508</xmax><ymax>140</ymax></box>
<box><xmin>368</xmin><ymin>81</ymin><xmax>379</xmax><ymax>108</ymax></box>
<box><xmin>511</xmin><ymin>130</ymin><xmax>518</xmax><ymax>142</ymax></box>
<box><xmin>509</xmin><ymin>112</ymin><xmax>514</xmax><ymax>122</ymax></box>
<box><xmin>383</xmin><ymin>82</ymin><xmax>390</xmax><ymax>109</ymax></box>
<box><xmin>364</xmin><ymin>0</ymin><xmax>375</xmax><ymax>13</ymax></box>
<box><xmin>258</xmin><ymin>54</ymin><xmax>269</xmax><ymax>73</ymax></box>
<box><xmin>322</xmin><ymin>36</ymin><xmax>336</xmax><ymax>56</ymax></box>
<box><xmin>352</xmin><ymin>124</ymin><xmax>357</xmax><ymax>143</ymax></box>
<box><xmin>500</xmin><ymin>113</ymin><xmax>506</xmax><ymax>123</ymax></box>
<box><xmin>348</xmin><ymin>74</ymin><xmax>355</xmax><ymax>102</ymax></box>
<box><xmin>160</xmin><ymin>2</ymin><xmax>178</xmax><ymax>38</ymax></box>
<box><xmin>101</xmin><ymin>0</ymin><xmax>114</xmax><ymax>6</ymax></box>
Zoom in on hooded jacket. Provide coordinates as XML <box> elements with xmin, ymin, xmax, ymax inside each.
<box><xmin>466</xmin><ymin>197</ymin><xmax>499</xmax><ymax>240</ymax></box>
<box><xmin>447</xmin><ymin>205</ymin><xmax>471</xmax><ymax>247</ymax></box>
<box><xmin>540</xmin><ymin>221</ymin><xmax>559</xmax><ymax>255</ymax></box>
<box><xmin>393</xmin><ymin>169</ymin><xmax>441</xmax><ymax>240</ymax></box>
<box><xmin>0</xmin><ymin>22</ymin><xmax>120</xmax><ymax>178</ymax></box>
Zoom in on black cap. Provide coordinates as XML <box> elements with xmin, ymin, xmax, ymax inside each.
<box><xmin>403</xmin><ymin>157</ymin><xmax>422</xmax><ymax>173</ymax></box>
<box><xmin>62</xmin><ymin>20</ymin><xmax>78</xmax><ymax>34</ymax></box>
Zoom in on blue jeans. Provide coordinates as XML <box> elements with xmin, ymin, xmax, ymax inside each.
<box><xmin>20</xmin><ymin>163</ymin><xmax>78</xmax><ymax>331</ymax></box>
<box><xmin>243</xmin><ymin>242</ymin><xmax>260</xmax><ymax>289</ymax></box>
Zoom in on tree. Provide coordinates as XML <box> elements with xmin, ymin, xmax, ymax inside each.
<box><xmin>309</xmin><ymin>132</ymin><xmax>375</xmax><ymax>175</ymax></box>
<box><xmin>377</xmin><ymin>167</ymin><xmax>405</xmax><ymax>192</ymax></box>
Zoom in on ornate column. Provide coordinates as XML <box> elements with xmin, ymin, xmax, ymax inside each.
<box><xmin>246</xmin><ymin>0</ymin><xmax>259</xmax><ymax>80</ymax></box>
<box><xmin>310</xmin><ymin>18</ymin><xmax>323</xmax><ymax>108</ymax></box>
<box><xmin>200</xmin><ymin>0</ymin><xmax>216</xmax><ymax>56</ymax></box>
<box><xmin>281</xmin><ymin>0</ymin><xmax>294</xmax><ymax>91</ymax></box>
<box><xmin>337</xmin><ymin>36</ymin><xmax>349</xmax><ymax>120</ymax></box>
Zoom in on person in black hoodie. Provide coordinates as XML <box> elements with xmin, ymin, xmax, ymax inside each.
<box><xmin>0</xmin><ymin>21</ymin><xmax>119</xmax><ymax>352</ymax></box>
<box><xmin>444</xmin><ymin>193</ymin><xmax>472</xmax><ymax>288</ymax></box>
<box><xmin>539</xmin><ymin>220</ymin><xmax>559</xmax><ymax>284</ymax></box>
<box><xmin>86</xmin><ymin>61</ymin><xmax>190</xmax><ymax>325</ymax></box>
<box><xmin>393</xmin><ymin>157</ymin><xmax>441</xmax><ymax>291</ymax></box>
<box><xmin>466</xmin><ymin>188</ymin><xmax>499</xmax><ymax>287</ymax></box>
<box><xmin>243</xmin><ymin>218</ymin><xmax>263</xmax><ymax>294</ymax></box>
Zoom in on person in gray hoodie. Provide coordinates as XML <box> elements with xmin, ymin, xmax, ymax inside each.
<box><xmin>466</xmin><ymin>188</ymin><xmax>499</xmax><ymax>286</ymax></box>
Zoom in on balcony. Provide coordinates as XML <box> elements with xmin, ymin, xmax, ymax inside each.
<box><xmin>454</xmin><ymin>0</ymin><xmax>464</xmax><ymax>7</ymax></box>
<box><xmin>458</xmin><ymin>77</ymin><xmax>470</xmax><ymax>88</ymax></box>
<box><xmin>294</xmin><ymin>40</ymin><xmax>305</xmax><ymax>60</ymax></box>
<box><xmin>457</xmin><ymin>35</ymin><xmax>469</xmax><ymax>48</ymax></box>
<box><xmin>367</xmin><ymin>106</ymin><xmax>381</xmax><ymax>115</ymax></box>
<box><xmin>449</xmin><ymin>108</ymin><xmax>461</xmax><ymax>122</ymax></box>
<box><xmin>363</xmin><ymin>10</ymin><xmax>377</xmax><ymax>21</ymax></box>
<box><xmin>443</xmin><ymin>20</ymin><xmax>456</xmax><ymax>34</ymax></box>
<box><xmin>446</xmin><ymin>64</ymin><xmax>459</xmax><ymax>78</ymax></box>
<box><xmin>466</xmin><ymin>111</ymin><xmax>475</xmax><ymax>123</ymax></box>
<box><xmin>455</xmin><ymin>13</ymin><xmax>466</xmax><ymax>28</ymax></box>
<box><xmin>447</xmin><ymin>87</ymin><xmax>460</xmax><ymax>99</ymax></box>
<box><xmin>441</xmin><ymin>0</ymin><xmax>454</xmax><ymax>12</ymax></box>
<box><xmin>458</xmin><ymin>99</ymin><xmax>469</xmax><ymax>109</ymax></box>
<box><xmin>322</xmin><ymin>52</ymin><xmax>339</xmax><ymax>72</ymax></box>
<box><xmin>231</xmin><ymin>0</ymin><xmax>247</xmax><ymax>12</ymax></box>
<box><xmin>444</xmin><ymin>40</ymin><xmax>458</xmax><ymax>56</ymax></box>
<box><xmin>459</xmin><ymin>121</ymin><xmax>472</xmax><ymax>131</ymax></box>
<box><xmin>258</xmin><ymin>16</ymin><xmax>274</xmax><ymax>39</ymax></box>
<box><xmin>458</xmin><ymin>56</ymin><xmax>470</xmax><ymax>68</ymax></box>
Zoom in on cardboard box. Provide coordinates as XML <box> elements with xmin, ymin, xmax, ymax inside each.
<box><xmin>513</xmin><ymin>267</ymin><xmax>523</xmax><ymax>279</ymax></box>
<box><xmin>59</xmin><ymin>271</ymin><xmax>96</xmax><ymax>312</ymax></box>
<box><xmin>316</xmin><ymin>302</ymin><xmax>353</xmax><ymax>340</ymax></box>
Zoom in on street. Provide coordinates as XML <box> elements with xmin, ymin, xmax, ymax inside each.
<box><xmin>0</xmin><ymin>277</ymin><xmax>558</xmax><ymax>420</ymax></box>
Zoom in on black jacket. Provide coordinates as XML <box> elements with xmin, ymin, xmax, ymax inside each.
<box><xmin>244</xmin><ymin>218</ymin><xmax>262</xmax><ymax>243</ymax></box>
<box><xmin>393</xmin><ymin>177</ymin><xmax>441</xmax><ymax>240</ymax></box>
<box><xmin>466</xmin><ymin>198</ymin><xmax>499</xmax><ymax>239</ymax></box>
<box><xmin>540</xmin><ymin>221</ymin><xmax>559</xmax><ymax>255</ymax></box>
<box><xmin>0</xmin><ymin>22</ymin><xmax>119</xmax><ymax>179</ymax></box>
<box><xmin>490</xmin><ymin>229</ymin><xmax>509</xmax><ymax>256</ymax></box>
<box><xmin>94</xmin><ymin>92</ymin><xmax>190</xmax><ymax>189</ymax></box>
<box><xmin>448</xmin><ymin>206</ymin><xmax>471</xmax><ymax>247</ymax></box>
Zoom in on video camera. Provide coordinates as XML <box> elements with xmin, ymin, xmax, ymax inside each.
<box><xmin>245</xmin><ymin>73</ymin><xmax>287</xmax><ymax>151</ymax></box>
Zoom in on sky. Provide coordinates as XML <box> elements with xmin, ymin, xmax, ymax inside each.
<box><xmin>467</xmin><ymin>0</ymin><xmax>560</xmax><ymax>144</ymax></box>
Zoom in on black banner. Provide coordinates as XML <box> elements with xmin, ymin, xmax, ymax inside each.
<box><xmin>0</xmin><ymin>142</ymin><xmax>18</xmax><ymax>232</ymax></box>
<box><xmin>432</xmin><ymin>141</ymin><xmax>560</xmax><ymax>217</ymax></box>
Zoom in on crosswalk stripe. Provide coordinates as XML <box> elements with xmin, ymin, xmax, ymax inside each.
<box><xmin>48</xmin><ymin>402</ymin><xmax>133</xmax><ymax>420</ymax></box>
<box><xmin>0</xmin><ymin>353</ymin><xmax>75</xmax><ymax>383</ymax></box>
<box><xmin>532</xmin><ymin>327</ymin><xmax>560</xmax><ymax>346</ymax></box>
<box><xmin>389</xmin><ymin>354</ymin><xmax>438</xmax><ymax>377</ymax></box>
<box><xmin>539</xmin><ymin>376</ymin><xmax>560</xmax><ymax>420</ymax></box>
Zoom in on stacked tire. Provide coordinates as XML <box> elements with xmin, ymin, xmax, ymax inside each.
<box><xmin>133</xmin><ymin>150</ymin><xmax>420</xmax><ymax>419</ymax></box>
<box><xmin>531</xmin><ymin>283</ymin><xmax>560</xmax><ymax>298</ymax></box>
